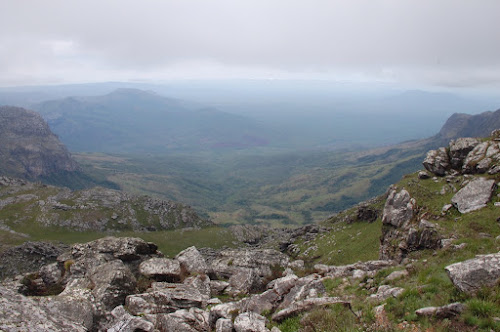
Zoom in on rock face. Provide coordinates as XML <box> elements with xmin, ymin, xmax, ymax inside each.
<box><xmin>445</xmin><ymin>252</ymin><xmax>500</xmax><ymax>294</ymax></box>
<box><xmin>379</xmin><ymin>188</ymin><xmax>441</xmax><ymax>261</ymax></box>
<box><xmin>0</xmin><ymin>106</ymin><xmax>79</xmax><ymax>179</ymax></box>
<box><xmin>451</xmin><ymin>178</ymin><xmax>496</xmax><ymax>213</ymax></box>
<box><xmin>0</xmin><ymin>178</ymin><xmax>211</xmax><ymax>232</ymax></box>
<box><xmin>423</xmin><ymin>147</ymin><xmax>450</xmax><ymax>176</ymax></box>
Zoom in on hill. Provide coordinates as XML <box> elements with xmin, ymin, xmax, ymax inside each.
<box><xmin>33</xmin><ymin>88</ymin><xmax>275</xmax><ymax>153</ymax></box>
<box><xmin>0</xmin><ymin>106</ymin><xmax>79</xmax><ymax>178</ymax></box>
<box><xmin>437</xmin><ymin>108</ymin><xmax>500</xmax><ymax>140</ymax></box>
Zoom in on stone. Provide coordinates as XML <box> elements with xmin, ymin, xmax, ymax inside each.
<box><xmin>288</xmin><ymin>260</ymin><xmax>305</xmax><ymax>270</ymax></box>
<box><xmin>175</xmin><ymin>246</ymin><xmax>208</xmax><ymax>275</ymax></box>
<box><xmin>278</xmin><ymin>274</ymin><xmax>325</xmax><ymax>311</ymax></box>
<box><xmin>239</xmin><ymin>289</ymin><xmax>281</xmax><ymax>315</ymax></box>
<box><xmin>216</xmin><ymin>318</ymin><xmax>234</xmax><ymax>332</ymax></box>
<box><xmin>0</xmin><ymin>284</ymin><xmax>87</xmax><ymax>332</ymax></box>
<box><xmin>384</xmin><ymin>270</ymin><xmax>409</xmax><ymax>282</ymax></box>
<box><xmin>39</xmin><ymin>262</ymin><xmax>63</xmax><ymax>286</ymax></box>
<box><xmin>415</xmin><ymin>302</ymin><xmax>466</xmax><ymax>318</ymax></box>
<box><xmin>369</xmin><ymin>285</ymin><xmax>404</xmax><ymax>302</ymax></box>
<box><xmin>445</xmin><ymin>252</ymin><xmax>500</xmax><ymax>294</ymax></box>
<box><xmin>234</xmin><ymin>312</ymin><xmax>270</xmax><ymax>332</ymax></box>
<box><xmin>272</xmin><ymin>297</ymin><xmax>350</xmax><ymax>322</ymax></box>
<box><xmin>228</xmin><ymin>268</ymin><xmax>262</xmax><ymax>295</ymax></box>
<box><xmin>423</xmin><ymin>147</ymin><xmax>450</xmax><ymax>176</ymax></box>
<box><xmin>418</xmin><ymin>171</ymin><xmax>430</xmax><ymax>179</ymax></box>
<box><xmin>373</xmin><ymin>304</ymin><xmax>391</xmax><ymax>331</ymax></box>
<box><xmin>268</xmin><ymin>273</ymin><xmax>299</xmax><ymax>296</ymax></box>
<box><xmin>0</xmin><ymin>241</ymin><xmax>69</xmax><ymax>280</ymax></box>
<box><xmin>157</xmin><ymin>307</ymin><xmax>210</xmax><ymax>332</ymax></box>
<box><xmin>139</xmin><ymin>257</ymin><xmax>182</xmax><ymax>281</ymax></box>
<box><xmin>70</xmin><ymin>236</ymin><xmax>158</xmax><ymax>262</ymax></box>
<box><xmin>210</xmin><ymin>280</ymin><xmax>230</xmax><ymax>296</ymax></box>
<box><xmin>183</xmin><ymin>274</ymin><xmax>211</xmax><ymax>300</ymax></box>
<box><xmin>449</xmin><ymin>138</ymin><xmax>480</xmax><ymax>170</ymax></box>
<box><xmin>441</xmin><ymin>204</ymin><xmax>453</xmax><ymax>214</ymax></box>
<box><xmin>90</xmin><ymin>259</ymin><xmax>137</xmax><ymax>312</ymax></box>
<box><xmin>382</xmin><ymin>189</ymin><xmax>415</xmax><ymax>228</ymax></box>
<box><xmin>451</xmin><ymin>177</ymin><xmax>496</xmax><ymax>213</ymax></box>
<box><xmin>106</xmin><ymin>305</ymin><xmax>155</xmax><ymax>332</ymax></box>
<box><xmin>127</xmin><ymin>282</ymin><xmax>208</xmax><ymax>315</ymax></box>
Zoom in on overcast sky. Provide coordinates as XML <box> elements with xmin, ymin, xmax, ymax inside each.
<box><xmin>0</xmin><ymin>0</ymin><xmax>499</xmax><ymax>88</ymax></box>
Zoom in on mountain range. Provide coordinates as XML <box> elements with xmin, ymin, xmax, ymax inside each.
<box><xmin>33</xmin><ymin>88</ymin><xmax>274</xmax><ymax>153</ymax></box>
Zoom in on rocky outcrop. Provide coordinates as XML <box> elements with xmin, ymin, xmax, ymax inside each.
<box><xmin>445</xmin><ymin>252</ymin><xmax>500</xmax><ymax>294</ymax></box>
<box><xmin>423</xmin><ymin>147</ymin><xmax>450</xmax><ymax>176</ymax></box>
<box><xmin>423</xmin><ymin>129</ymin><xmax>500</xmax><ymax>177</ymax></box>
<box><xmin>0</xmin><ymin>179</ymin><xmax>211</xmax><ymax>233</ymax></box>
<box><xmin>379</xmin><ymin>188</ymin><xmax>441</xmax><ymax>261</ymax></box>
<box><xmin>0</xmin><ymin>106</ymin><xmax>80</xmax><ymax>179</ymax></box>
<box><xmin>0</xmin><ymin>241</ymin><xmax>69</xmax><ymax>279</ymax></box>
<box><xmin>451</xmin><ymin>177</ymin><xmax>496</xmax><ymax>213</ymax></box>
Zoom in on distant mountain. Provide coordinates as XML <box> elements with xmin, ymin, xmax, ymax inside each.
<box><xmin>0</xmin><ymin>106</ymin><xmax>79</xmax><ymax>179</ymax></box>
<box><xmin>437</xmin><ymin>108</ymin><xmax>500</xmax><ymax>139</ymax></box>
<box><xmin>34</xmin><ymin>88</ymin><xmax>274</xmax><ymax>153</ymax></box>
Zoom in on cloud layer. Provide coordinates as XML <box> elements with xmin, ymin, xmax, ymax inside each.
<box><xmin>1</xmin><ymin>0</ymin><xmax>499</xmax><ymax>87</ymax></box>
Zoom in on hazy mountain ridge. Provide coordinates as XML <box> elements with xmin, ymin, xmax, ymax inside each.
<box><xmin>33</xmin><ymin>88</ymin><xmax>275</xmax><ymax>153</ymax></box>
<box><xmin>438</xmin><ymin>108</ymin><xmax>500</xmax><ymax>140</ymax></box>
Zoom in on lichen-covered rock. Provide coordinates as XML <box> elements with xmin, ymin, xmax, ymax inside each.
<box><xmin>369</xmin><ymin>285</ymin><xmax>404</xmax><ymax>302</ymax></box>
<box><xmin>423</xmin><ymin>147</ymin><xmax>450</xmax><ymax>176</ymax></box>
<box><xmin>176</xmin><ymin>246</ymin><xmax>208</xmax><ymax>275</ymax></box>
<box><xmin>157</xmin><ymin>308</ymin><xmax>210</xmax><ymax>332</ymax></box>
<box><xmin>139</xmin><ymin>257</ymin><xmax>182</xmax><ymax>281</ymax></box>
<box><xmin>0</xmin><ymin>241</ymin><xmax>68</xmax><ymax>280</ymax></box>
<box><xmin>234</xmin><ymin>312</ymin><xmax>270</xmax><ymax>332</ymax></box>
<box><xmin>106</xmin><ymin>305</ymin><xmax>155</xmax><ymax>332</ymax></box>
<box><xmin>445</xmin><ymin>252</ymin><xmax>500</xmax><ymax>294</ymax></box>
<box><xmin>415</xmin><ymin>302</ymin><xmax>466</xmax><ymax>318</ymax></box>
<box><xmin>0</xmin><ymin>284</ymin><xmax>87</xmax><ymax>331</ymax></box>
<box><xmin>90</xmin><ymin>259</ymin><xmax>137</xmax><ymax>312</ymax></box>
<box><xmin>449</xmin><ymin>138</ymin><xmax>480</xmax><ymax>169</ymax></box>
<box><xmin>451</xmin><ymin>177</ymin><xmax>496</xmax><ymax>213</ymax></box>
<box><xmin>462</xmin><ymin>141</ymin><xmax>500</xmax><ymax>174</ymax></box>
<box><xmin>272</xmin><ymin>297</ymin><xmax>350</xmax><ymax>322</ymax></box>
<box><xmin>277</xmin><ymin>274</ymin><xmax>325</xmax><ymax>311</ymax></box>
<box><xmin>216</xmin><ymin>318</ymin><xmax>234</xmax><ymax>332</ymax></box>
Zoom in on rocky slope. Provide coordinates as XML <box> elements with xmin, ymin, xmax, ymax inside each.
<box><xmin>0</xmin><ymin>105</ymin><xmax>80</xmax><ymax>178</ymax></box>
<box><xmin>0</xmin><ymin>176</ymin><xmax>211</xmax><ymax>239</ymax></box>
<box><xmin>2</xmin><ymin>132</ymin><xmax>500</xmax><ymax>331</ymax></box>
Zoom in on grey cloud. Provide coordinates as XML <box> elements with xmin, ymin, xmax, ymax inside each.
<box><xmin>0</xmin><ymin>0</ymin><xmax>499</xmax><ymax>86</ymax></box>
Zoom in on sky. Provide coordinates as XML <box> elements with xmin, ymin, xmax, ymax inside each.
<box><xmin>0</xmin><ymin>0</ymin><xmax>499</xmax><ymax>89</ymax></box>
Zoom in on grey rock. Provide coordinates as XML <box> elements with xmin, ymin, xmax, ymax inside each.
<box><xmin>210</xmin><ymin>280</ymin><xmax>230</xmax><ymax>296</ymax></box>
<box><xmin>268</xmin><ymin>273</ymin><xmax>299</xmax><ymax>296</ymax></box>
<box><xmin>139</xmin><ymin>257</ymin><xmax>182</xmax><ymax>281</ymax></box>
<box><xmin>445</xmin><ymin>252</ymin><xmax>500</xmax><ymax>294</ymax></box>
<box><xmin>451</xmin><ymin>177</ymin><xmax>496</xmax><ymax>213</ymax></box>
<box><xmin>106</xmin><ymin>305</ymin><xmax>155</xmax><ymax>332</ymax></box>
<box><xmin>288</xmin><ymin>260</ymin><xmax>305</xmax><ymax>271</ymax></box>
<box><xmin>423</xmin><ymin>147</ymin><xmax>450</xmax><ymax>176</ymax></box>
<box><xmin>239</xmin><ymin>289</ymin><xmax>281</xmax><ymax>314</ymax></box>
<box><xmin>90</xmin><ymin>259</ymin><xmax>137</xmax><ymax>312</ymax></box>
<box><xmin>0</xmin><ymin>241</ymin><xmax>68</xmax><ymax>280</ymax></box>
<box><xmin>157</xmin><ymin>307</ymin><xmax>210</xmax><ymax>332</ymax></box>
<box><xmin>382</xmin><ymin>189</ymin><xmax>415</xmax><ymax>228</ymax></box>
<box><xmin>0</xmin><ymin>284</ymin><xmax>87</xmax><ymax>332</ymax></box>
<box><xmin>216</xmin><ymin>318</ymin><xmax>234</xmax><ymax>332</ymax></box>
<box><xmin>228</xmin><ymin>268</ymin><xmax>262</xmax><ymax>295</ymax></box>
<box><xmin>415</xmin><ymin>302</ymin><xmax>466</xmax><ymax>318</ymax></box>
<box><xmin>234</xmin><ymin>312</ymin><xmax>270</xmax><ymax>332</ymax></box>
<box><xmin>272</xmin><ymin>297</ymin><xmax>350</xmax><ymax>322</ymax></box>
<box><xmin>449</xmin><ymin>137</ymin><xmax>480</xmax><ymax>169</ymax></box>
<box><xmin>176</xmin><ymin>246</ymin><xmax>209</xmax><ymax>275</ymax></box>
<box><xmin>278</xmin><ymin>274</ymin><xmax>325</xmax><ymax>311</ymax></box>
<box><xmin>184</xmin><ymin>274</ymin><xmax>211</xmax><ymax>300</ymax></box>
<box><xmin>39</xmin><ymin>262</ymin><xmax>64</xmax><ymax>286</ymax></box>
<box><xmin>418</xmin><ymin>170</ymin><xmax>430</xmax><ymax>179</ymax></box>
<box><xmin>384</xmin><ymin>270</ymin><xmax>409</xmax><ymax>282</ymax></box>
<box><xmin>369</xmin><ymin>285</ymin><xmax>404</xmax><ymax>302</ymax></box>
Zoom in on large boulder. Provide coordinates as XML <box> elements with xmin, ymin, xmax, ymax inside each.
<box><xmin>157</xmin><ymin>308</ymin><xmax>210</xmax><ymax>332</ymax></box>
<box><xmin>423</xmin><ymin>147</ymin><xmax>450</xmax><ymax>176</ymax></box>
<box><xmin>234</xmin><ymin>312</ymin><xmax>270</xmax><ymax>332</ymax></box>
<box><xmin>175</xmin><ymin>246</ymin><xmax>208</xmax><ymax>275</ymax></box>
<box><xmin>0</xmin><ymin>284</ymin><xmax>87</xmax><ymax>332</ymax></box>
<box><xmin>445</xmin><ymin>252</ymin><xmax>500</xmax><ymax>294</ymax></box>
<box><xmin>448</xmin><ymin>138</ymin><xmax>480</xmax><ymax>169</ymax></box>
<box><xmin>451</xmin><ymin>177</ymin><xmax>496</xmax><ymax>213</ymax></box>
<box><xmin>462</xmin><ymin>141</ymin><xmax>500</xmax><ymax>174</ymax></box>
<box><xmin>139</xmin><ymin>258</ymin><xmax>182</xmax><ymax>281</ymax></box>
<box><xmin>381</xmin><ymin>189</ymin><xmax>415</xmax><ymax>228</ymax></box>
<box><xmin>0</xmin><ymin>241</ymin><xmax>69</xmax><ymax>280</ymax></box>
